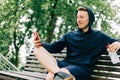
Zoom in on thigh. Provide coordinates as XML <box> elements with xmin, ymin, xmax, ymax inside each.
<box><xmin>57</xmin><ymin>60</ymin><xmax>89</xmax><ymax>80</ymax></box>
<box><xmin>65</xmin><ymin>65</ymin><xmax>89</xmax><ymax>80</ymax></box>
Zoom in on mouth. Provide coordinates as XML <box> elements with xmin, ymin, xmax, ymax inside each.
<box><xmin>77</xmin><ymin>22</ymin><xmax>82</xmax><ymax>25</ymax></box>
<box><xmin>78</xmin><ymin>23</ymin><xmax>82</xmax><ymax>26</ymax></box>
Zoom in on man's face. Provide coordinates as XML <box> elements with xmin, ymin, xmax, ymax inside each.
<box><xmin>76</xmin><ymin>10</ymin><xmax>89</xmax><ymax>30</ymax></box>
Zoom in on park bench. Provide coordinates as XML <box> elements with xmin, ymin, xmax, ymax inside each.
<box><xmin>0</xmin><ymin>48</ymin><xmax>120</xmax><ymax>80</ymax></box>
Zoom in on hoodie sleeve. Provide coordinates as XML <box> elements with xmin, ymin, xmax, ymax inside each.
<box><xmin>102</xmin><ymin>33</ymin><xmax>117</xmax><ymax>46</ymax></box>
<box><xmin>42</xmin><ymin>35</ymin><xmax>66</xmax><ymax>53</ymax></box>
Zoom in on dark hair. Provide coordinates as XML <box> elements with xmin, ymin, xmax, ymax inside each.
<box><xmin>77</xmin><ymin>7</ymin><xmax>87</xmax><ymax>11</ymax></box>
<box><xmin>76</xmin><ymin>7</ymin><xmax>87</xmax><ymax>17</ymax></box>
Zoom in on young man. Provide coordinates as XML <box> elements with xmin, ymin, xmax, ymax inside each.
<box><xmin>33</xmin><ymin>6</ymin><xmax>120</xmax><ymax>80</ymax></box>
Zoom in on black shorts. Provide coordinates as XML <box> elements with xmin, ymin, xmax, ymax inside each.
<box><xmin>57</xmin><ymin>60</ymin><xmax>90</xmax><ymax>80</ymax></box>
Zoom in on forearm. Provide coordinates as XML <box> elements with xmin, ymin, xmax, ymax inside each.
<box><xmin>42</xmin><ymin>42</ymin><xmax>65</xmax><ymax>53</ymax></box>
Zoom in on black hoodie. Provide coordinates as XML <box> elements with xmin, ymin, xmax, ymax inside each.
<box><xmin>42</xmin><ymin>6</ymin><xmax>116</xmax><ymax>79</ymax></box>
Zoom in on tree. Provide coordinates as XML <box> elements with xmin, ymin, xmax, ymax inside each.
<box><xmin>26</xmin><ymin>0</ymin><xmax>119</xmax><ymax>42</ymax></box>
<box><xmin>0</xmin><ymin>0</ymin><xmax>29</xmax><ymax>67</ymax></box>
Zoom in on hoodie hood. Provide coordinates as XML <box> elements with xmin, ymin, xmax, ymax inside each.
<box><xmin>78</xmin><ymin>6</ymin><xmax>95</xmax><ymax>33</ymax></box>
<box><xmin>85</xmin><ymin>6</ymin><xmax>95</xmax><ymax>29</ymax></box>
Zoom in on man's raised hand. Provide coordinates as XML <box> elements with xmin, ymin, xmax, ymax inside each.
<box><xmin>33</xmin><ymin>32</ymin><xmax>42</xmax><ymax>48</ymax></box>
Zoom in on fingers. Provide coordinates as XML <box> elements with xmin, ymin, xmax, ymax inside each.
<box><xmin>107</xmin><ymin>42</ymin><xmax>120</xmax><ymax>52</ymax></box>
<box><xmin>33</xmin><ymin>32</ymin><xmax>42</xmax><ymax>48</ymax></box>
<box><xmin>34</xmin><ymin>32</ymin><xmax>40</xmax><ymax>41</ymax></box>
<box><xmin>109</xmin><ymin>44</ymin><xmax>118</xmax><ymax>52</ymax></box>
<box><xmin>34</xmin><ymin>40</ymin><xmax>41</xmax><ymax>48</ymax></box>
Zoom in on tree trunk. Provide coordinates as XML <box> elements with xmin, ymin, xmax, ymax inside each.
<box><xmin>13</xmin><ymin>30</ymin><xmax>19</xmax><ymax>67</ymax></box>
<box><xmin>46</xmin><ymin>0</ymin><xmax>58</xmax><ymax>43</ymax></box>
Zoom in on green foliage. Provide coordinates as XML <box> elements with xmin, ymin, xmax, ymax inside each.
<box><xmin>0</xmin><ymin>0</ymin><xmax>29</xmax><ymax>67</ymax></box>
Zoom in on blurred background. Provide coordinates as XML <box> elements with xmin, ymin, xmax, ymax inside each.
<box><xmin>0</xmin><ymin>0</ymin><xmax>120</xmax><ymax>70</ymax></box>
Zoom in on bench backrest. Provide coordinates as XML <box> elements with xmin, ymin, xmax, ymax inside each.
<box><xmin>24</xmin><ymin>49</ymin><xmax>120</xmax><ymax>80</ymax></box>
<box><xmin>91</xmin><ymin>50</ymin><xmax>120</xmax><ymax>80</ymax></box>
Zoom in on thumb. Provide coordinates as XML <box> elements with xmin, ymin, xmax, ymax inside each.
<box><xmin>34</xmin><ymin>32</ymin><xmax>39</xmax><ymax>40</ymax></box>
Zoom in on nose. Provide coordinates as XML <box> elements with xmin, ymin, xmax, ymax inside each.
<box><xmin>77</xmin><ymin>17</ymin><xmax>81</xmax><ymax>22</ymax></box>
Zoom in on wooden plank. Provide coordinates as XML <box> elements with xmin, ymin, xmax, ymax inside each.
<box><xmin>91</xmin><ymin>76</ymin><xmax>120</xmax><ymax>80</ymax></box>
<box><xmin>10</xmin><ymin>71</ymin><xmax>46</xmax><ymax>79</ymax></box>
<box><xmin>0</xmin><ymin>75</ymin><xmax>16</xmax><ymax>80</ymax></box>
<box><xmin>94</xmin><ymin>65</ymin><xmax>120</xmax><ymax>72</ymax></box>
<box><xmin>27</xmin><ymin>56</ymin><xmax>37</xmax><ymax>60</ymax></box>
<box><xmin>0</xmin><ymin>71</ymin><xmax>43</xmax><ymax>80</ymax></box>
<box><xmin>92</xmin><ymin>71</ymin><xmax>120</xmax><ymax>78</ymax></box>
<box><xmin>25</xmin><ymin>64</ymin><xmax>43</xmax><ymax>68</ymax></box>
<box><xmin>22</xmin><ymin>71</ymin><xmax>46</xmax><ymax>78</ymax></box>
<box><xmin>96</xmin><ymin>61</ymin><xmax>120</xmax><ymax>66</ymax></box>
<box><xmin>28</xmin><ymin>53</ymin><xmax>66</xmax><ymax>58</ymax></box>
<box><xmin>26</xmin><ymin>60</ymin><xmax>40</xmax><ymax>64</ymax></box>
<box><xmin>24</xmin><ymin>67</ymin><xmax>47</xmax><ymax>73</ymax></box>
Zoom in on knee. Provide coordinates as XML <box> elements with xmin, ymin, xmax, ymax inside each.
<box><xmin>45</xmin><ymin>72</ymin><xmax>54</xmax><ymax>80</ymax></box>
<box><xmin>60</xmin><ymin>68</ymin><xmax>71</xmax><ymax>74</ymax></box>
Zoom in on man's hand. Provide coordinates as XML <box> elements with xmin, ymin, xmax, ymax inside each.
<box><xmin>33</xmin><ymin>32</ymin><xmax>42</xmax><ymax>48</ymax></box>
<box><xmin>107</xmin><ymin>41</ymin><xmax>120</xmax><ymax>52</ymax></box>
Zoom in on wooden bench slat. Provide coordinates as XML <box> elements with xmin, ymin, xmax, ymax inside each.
<box><xmin>0</xmin><ymin>75</ymin><xmax>16</xmax><ymax>80</ymax></box>
<box><xmin>91</xmin><ymin>76</ymin><xmax>119</xmax><ymax>80</ymax></box>
<box><xmin>92</xmin><ymin>71</ymin><xmax>120</xmax><ymax>78</ymax></box>
<box><xmin>24</xmin><ymin>67</ymin><xmax>47</xmax><ymax>73</ymax></box>
<box><xmin>96</xmin><ymin>61</ymin><xmax>120</xmax><ymax>66</ymax></box>
<box><xmin>94</xmin><ymin>65</ymin><xmax>120</xmax><ymax>72</ymax></box>
<box><xmin>0</xmin><ymin>71</ymin><xmax>42</xmax><ymax>80</ymax></box>
<box><xmin>29</xmin><ymin>53</ymin><xmax>66</xmax><ymax>57</ymax></box>
<box><xmin>25</xmin><ymin>64</ymin><xmax>43</xmax><ymax>68</ymax></box>
<box><xmin>26</xmin><ymin>60</ymin><xmax>40</xmax><ymax>64</ymax></box>
<box><xmin>11</xmin><ymin>71</ymin><xmax>46</xmax><ymax>79</ymax></box>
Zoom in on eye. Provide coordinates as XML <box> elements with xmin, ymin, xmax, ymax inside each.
<box><xmin>80</xmin><ymin>16</ymin><xmax>85</xmax><ymax>18</ymax></box>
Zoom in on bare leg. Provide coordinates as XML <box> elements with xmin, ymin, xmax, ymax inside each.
<box><xmin>34</xmin><ymin>47</ymin><xmax>60</xmax><ymax>74</ymax></box>
<box><xmin>34</xmin><ymin>47</ymin><xmax>75</xmax><ymax>80</ymax></box>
